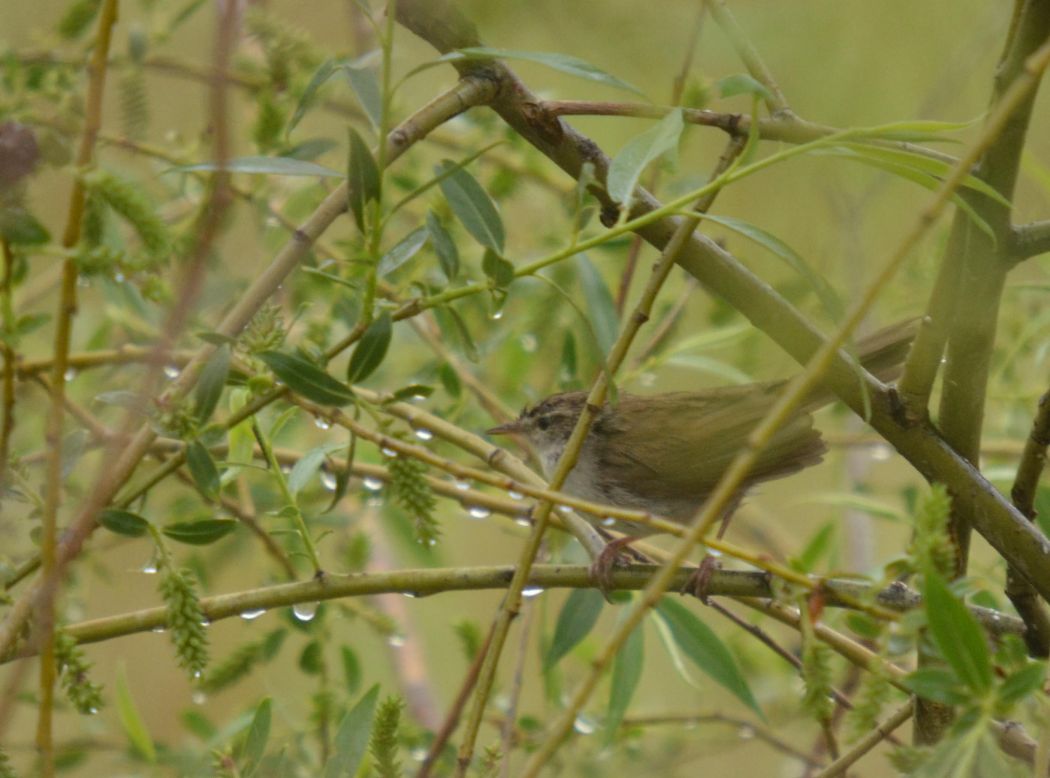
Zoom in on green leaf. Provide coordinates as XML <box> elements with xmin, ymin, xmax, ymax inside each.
<box><xmin>258</xmin><ymin>351</ymin><xmax>356</xmax><ymax>407</ymax></box>
<box><xmin>323</xmin><ymin>685</ymin><xmax>379</xmax><ymax>778</ymax></box>
<box><xmin>605</xmin><ymin>620</ymin><xmax>644</xmax><ymax>744</ymax></box>
<box><xmin>378</xmin><ymin>227</ymin><xmax>428</xmax><ymax>277</ymax></box>
<box><xmin>432</xmin><ymin>306</ymin><xmax>479</xmax><ymax>363</ymax></box>
<box><xmin>186</xmin><ymin>439</ymin><xmax>221</xmax><ymax>498</ymax></box>
<box><xmin>545</xmin><ymin>589</ymin><xmax>604</xmax><ymax>669</ymax></box>
<box><xmin>287</xmin><ymin>59</ymin><xmax>339</xmax><ymax>137</ymax></box>
<box><xmin>163</xmin><ymin>518</ymin><xmax>237</xmax><ymax>545</ymax></box>
<box><xmin>240</xmin><ymin>697</ymin><xmax>271</xmax><ymax>777</ymax></box>
<box><xmin>0</xmin><ymin>207</ymin><xmax>50</xmax><ymax>244</ymax></box>
<box><xmin>904</xmin><ymin>668</ymin><xmax>970</xmax><ymax>706</ymax></box>
<box><xmin>194</xmin><ymin>344</ymin><xmax>231</xmax><ymax>424</ymax></box>
<box><xmin>655</xmin><ymin>598</ymin><xmax>763</xmax><ymax>718</ymax></box>
<box><xmin>996</xmin><ymin>661</ymin><xmax>1046</xmax><ymax>708</ymax></box>
<box><xmin>481</xmin><ymin>249</ymin><xmax>515</xmax><ymax>289</ymax></box>
<box><xmin>607</xmin><ymin>108</ymin><xmax>684</xmax><ymax>207</ymax></box>
<box><xmin>388</xmin><ymin>384</ymin><xmax>434</xmax><ymax>402</ymax></box>
<box><xmin>288</xmin><ymin>446</ymin><xmax>329</xmax><ymax>496</ymax></box>
<box><xmin>341</xmin><ymin>645</ymin><xmax>362</xmax><ymax>695</ymax></box>
<box><xmin>924</xmin><ymin>572</ymin><xmax>993</xmax><ymax>695</ymax></box>
<box><xmin>435</xmin><ymin>160</ymin><xmax>504</xmax><ymax>253</ymax></box>
<box><xmin>342</xmin><ymin>61</ymin><xmax>383</xmax><ymax>129</ymax></box>
<box><xmin>791</xmin><ymin>522</ymin><xmax>836</xmax><ymax>573</ymax></box>
<box><xmin>426</xmin><ymin>210</ymin><xmax>459</xmax><ymax>282</ymax></box>
<box><xmin>347</xmin><ymin>127</ymin><xmax>380</xmax><ymax>232</ymax></box>
<box><xmin>440</xmin><ymin>47</ymin><xmax>645</xmax><ymax>97</ymax></box>
<box><xmin>98</xmin><ymin>508</ymin><xmax>150</xmax><ymax>538</ymax></box>
<box><xmin>717</xmin><ymin>73</ymin><xmax>774</xmax><ymax>102</ymax></box>
<box><xmin>299</xmin><ymin>640</ymin><xmax>323</xmax><ymax>675</ymax></box>
<box><xmin>347</xmin><ymin>312</ymin><xmax>393</xmax><ymax>383</ymax></box>
<box><xmin>115</xmin><ymin>665</ymin><xmax>157</xmax><ymax>762</ymax></box>
<box><xmin>697</xmin><ymin>213</ymin><xmax>844</xmax><ymax>321</ymax></box>
<box><xmin>169</xmin><ymin>156</ymin><xmax>343</xmax><ymax>177</ymax></box>
<box><xmin>574</xmin><ymin>255</ymin><xmax>619</xmax><ymax>356</ymax></box>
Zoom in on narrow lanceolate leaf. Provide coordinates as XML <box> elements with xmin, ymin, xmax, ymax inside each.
<box><xmin>655</xmin><ymin>598</ymin><xmax>763</xmax><ymax>719</ymax></box>
<box><xmin>377</xmin><ymin>227</ymin><xmax>428</xmax><ymax>277</ymax></box>
<box><xmin>287</xmin><ymin>59</ymin><xmax>339</xmax><ymax>137</ymax></box>
<box><xmin>426</xmin><ymin>210</ymin><xmax>459</xmax><ymax>282</ymax></box>
<box><xmin>115</xmin><ymin>665</ymin><xmax>157</xmax><ymax>762</ymax></box>
<box><xmin>574</xmin><ymin>255</ymin><xmax>619</xmax><ymax>355</ymax></box>
<box><xmin>240</xmin><ymin>697</ymin><xmax>272</xmax><ymax>777</ymax></box>
<box><xmin>545</xmin><ymin>589</ymin><xmax>604</xmax><ymax>669</ymax></box>
<box><xmin>342</xmin><ymin>61</ymin><xmax>383</xmax><ymax>129</ymax></box>
<box><xmin>347</xmin><ymin>312</ymin><xmax>393</xmax><ymax>384</ymax></box>
<box><xmin>698</xmin><ymin>213</ymin><xmax>844</xmax><ymax>321</ymax></box>
<box><xmin>186</xmin><ymin>440</ymin><xmax>221</xmax><ymax>499</ymax></box>
<box><xmin>98</xmin><ymin>508</ymin><xmax>150</xmax><ymax>538</ymax></box>
<box><xmin>607</xmin><ymin>108</ymin><xmax>684</xmax><ymax>207</ymax></box>
<box><xmin>287</xmin><ymin>446</ymin><xmax>329</xmax><ymax>497</ymax></box>
<box><xmin>323</xmin><ymin>685</ymin><xmax>380</xmax><ymax>778</ymax></box>
<box><xmin>717</xmin><ymin>73</ymin><xmax>774</xmax><ymax>102</ymax></box>
<box><xmin>163</xmin><ymin>519</ymin><xmax>237</xmax><ymax>546</ymax></box>
<box><xmin>481</xmin><ymin>249</ymin><xmax>515</xmax><ymax>289</ymax></box>
<box><xmin>258</xmin><ymin>351</ymin><xmax>356</xmax><ymax>407</ymax></box>
<box><xmin>170</xmin><ymin>156</ymin><xmax>343</xmax><ymax>177</ymax></box>
<box><xmin>348</xmin><ymin>127</ymin><xmax>381</xmax><ymax>232</ymax></box>
<box><xmin>923</xmin><ymin>572</ymin><xmax>993</xmax><ymax>695</ymax></box>
<box><xmin>194</xmin><ymin>344</ymin><xmax>231</xmax><ymax>424</ymax></box>
<box><xmin>605</xmin><ymin>620</ymin><xmax>644</xmax><ymax>744</ymax></box>
<box><xmin>435</xmin><ymin>160</ymin><xmax>504</xmax><ymax>253</ymax></box>
<box><xmin>440</xmin><ymin>47</ymin><xmax>645</xmax><ymax>97</ymax></box>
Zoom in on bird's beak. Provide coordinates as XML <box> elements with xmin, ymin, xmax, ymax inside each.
<box><xmin>487</xmin><ymin>419</ymin><xmax>522</xmax><ymax>436</ymax></box>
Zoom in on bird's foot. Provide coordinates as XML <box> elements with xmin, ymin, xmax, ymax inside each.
<box><xmin>683</xmin><ymin>554</ymin><xmax>721</xmax><ymax>602</ymax></box>
<box><xmin>589</xmin><ymin>536</ymin><xmax>638</xmax><ymax>601</ymax></box>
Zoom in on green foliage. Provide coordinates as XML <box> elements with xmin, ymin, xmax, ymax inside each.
<box><xmin>386</xmin><ymin>453</ymin><xmax>439</xmax><ymax>546</ymax></box>
<box><xmin>81</xmin><ymin>168</ymin><xmax>171</xmax><ymax>259</ymax></box>
<box><xmin>55</xmin><ymin>631</ymin><xmax>104</xmax><ymax>715</ymax></box>
<box><xmin>0</xmin><ymin>747</ymin><xmax>14</xmax><ymax>778</ymax></box>
<box><xmin>158</xmin><ymin>565</ymin><xmax>210</xmax><ymax>677</ymax></box>
<box><xmin>202</xmin><ymin>630</ymin><xmax>287</xmax><ymax>694</ymax></box>
<box><xmin>909</xmin><ymin>483</ymin><xmax>956</xmax><ymax>578</ymax></box>
<box><xmin>369</xmin><ymin>695</ymin><xmax>405</xmax><ymax>778</ymax></box>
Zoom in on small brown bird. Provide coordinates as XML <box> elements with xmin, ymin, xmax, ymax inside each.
<box><xmin>489</xmin><ymin>322</ymin><xmax>915</xmax><ymax>540</ymax></box>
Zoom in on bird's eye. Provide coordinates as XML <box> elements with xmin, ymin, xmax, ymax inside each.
<box><xmin>536</xmin><ymin>416</ymin><xmax>551</xmax><ymax>431</ymax></box>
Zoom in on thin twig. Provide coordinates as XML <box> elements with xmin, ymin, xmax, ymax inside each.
<box><xmin>811</xmin><ymin>702</ymin><xmax>913</xmax><ymax>778</ymax></box>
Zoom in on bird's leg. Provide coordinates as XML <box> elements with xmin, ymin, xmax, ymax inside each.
<box><xmin>684</xmin><ymin>497</ymin><xmax>742</xmax><ymax>602</ymax></box>
<box><xmin>590</xmin><ymin>535</ymin><xmax>643</xmax><ymax>601</ymax></box>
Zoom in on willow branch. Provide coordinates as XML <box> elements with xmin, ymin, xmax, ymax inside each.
<box><xmin>1009</xmin><ymin>219</ymin><xmax>1050</xmax><ymax>262</ymax></box>
<box><xmin>37</xmin><ymin>1</ymin><xmax>119</xmax><ymax>768</ymax></box>
<box><xmin>812</xmin><ymin>702</ymin><xmax>913</xmax><ymax>778</ymax></box>
<box><xmin>0</xmin><ymin>74</ymin><xmax>497</xmax><ymax>662</ymax></box>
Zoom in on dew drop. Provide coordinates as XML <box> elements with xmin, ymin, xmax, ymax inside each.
<box><xmin>413</xmin><ymin>427</ymin><xmax>434</xmax><ymax>441</ymax></box>
<box><xmin>467</xmin><ymin>505</ymin><xmax>491</xmax><ymax>520</ymax></box>
<box><xmin>454</xmin><ymin>479</ymin><xmax>471</xmax><ymax>491</ymax></box>
<box><xmin>314</xmin><ymin>417</ymin><xmax>331</xmax><ymax>430</ymax></box>
<box><xmin>522</xmin><ymin>587</ymin><xmax>544</xmax><ymax>598</ymax></box>
<box><xmin>514</xmin><ymin>517</ymin><xmax>532</xmax><ymax>527</ymax></box>
<box><xmin>163</xmin><ymin>364</ymin><xmax>181</xmax><ymax>379</ymax></box>
<box><xmin>63</xmin><ymin>367</ymin><xmax>77</xmax><ymax>382</ymax></box>
<box><xmin>113</xmin><ymin>271</ymin><xmax>126</xmax><ymax>283</ymax></box>
<box><xmin>491</xmin><ymin>309</ymin><xmax>503</xmax><ymax>320</ymax></box>
<box><xmin>410</xmin><ymin>747</ymin><xmax>428</xmax><ymax>762</ymax></box>
<box><xmin>240</xmin><ymin>608</ymin><xmax>267</xmax><ymax>621</ymax></box>
<box><xmin>388</xmin><ymin>634</ymin><xmax>405</xmax><ymax>648</ymax></box>
<box><xmin>88</xmin><ymin>706</ymin><xmax>100</xmax><ymax>715</ymax></box>
<box><xmin>199</xmin><ymin>616</ymin><xmax>211</xmax><ymax>627</ymax></box>
<box><xmin>141</xmin><ymin>561</ymin><xmax>158</xmax><ymax>575</ymax></box>
<box><xmin>363</xmin><ymin>476</ymin><xmax>384</xmax><ymax>491</ymax></box>
<box><xmin>707</xmin><ymin>549</ymin><xmax>723</xmax><ymax>558</ymax></box>
<box><xmin>520</xmin><ymin>333</ymin><xmax>538</xmax><ymax>352</ymax></box>
<box><xmin>192</xmin><ymin>670</ymin><xmax>203</xmax><ymax>679</ymax></box>
<box><xmin>319</xmin><ymin>470</ymin><xmax>337</xmax><ymax>491</ymax></box>
<box><xmin>292</xmin><ymin>602</ymin><xmax>318</xmax><ymax>622</ymax></box>
<box><xmin>573</xmin><ymin>714</ymin><xmax>597</xmax><ymax>735</ymax></box>
<box><xmin>601</xmin><ymin>517</ymin><xmax>617</xmax><ymax>527</ymax></box>
<box><xmin>381</xmin><ymin>447</ymin><xmax>399</xmax><ymax>458</ymax></box>
<box><xmin>192</xmin><ymin>691</ymin><xmax>207</xmax><ymax>705</ymax></box>
<box><xmin>508</xmin><ymin>490</ymin><xmax>525</xmax><ymax>501</ymax></box>
<box><xmin>738</xmin><ymin>725</ymin><xmax>755</xmax><ymax>740</ymax></box>
<box><xmin>402</xmin><ymin>592</ymin><xmax>418</xmax><ymax>599</ymax></box>
<box><xmin>151</xmin><ymin>625</ymin><xmax>166</xmax><ymax>634</ymax></box>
